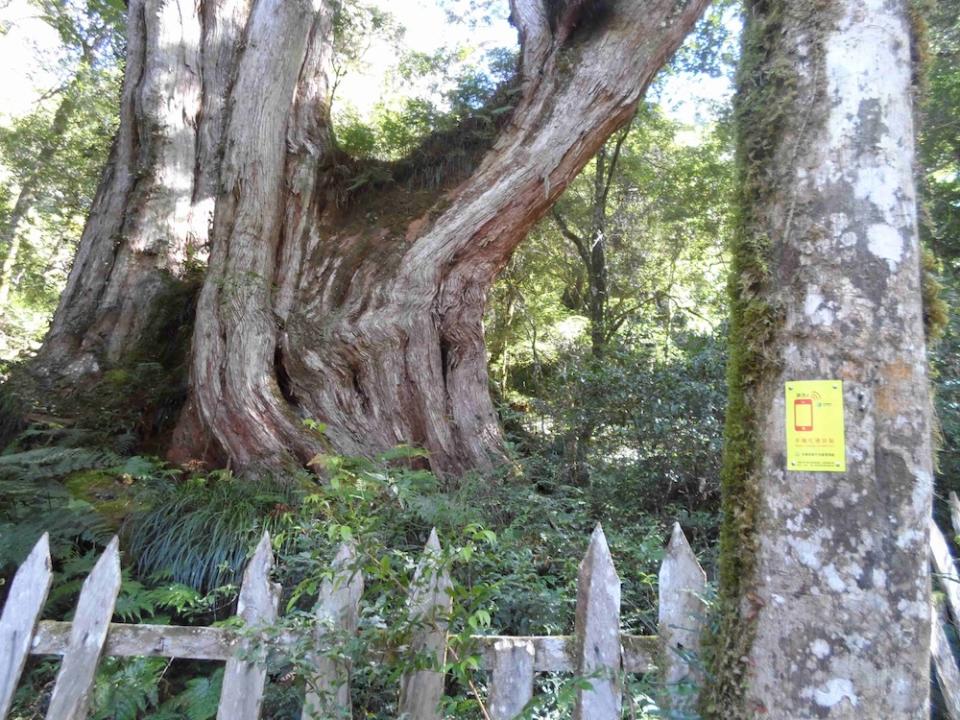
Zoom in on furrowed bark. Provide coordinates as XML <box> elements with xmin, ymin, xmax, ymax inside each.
<box><xmin>38</xmin><ymin>0</ymin><xmax>710</xmax><ymax>476</ymax></box>
<box><xmin>36</xmin><ymin>0</ymin><xmax>207</xmax><ymax>376</ymax></box>
<box><xmin>708</xmin><ymin>1</ymin><xmax>934</xmax><ymax>717</ymax></box>
<box><xmin>180</xmin><ymin>0</ymin><xmax>329</xmax><ymax>468</ymax></box>
<box><xmin>192</xmin><ymin>0</ymin><xmax>254</xmax><ymax>247</ymax></box>
<box><xmin>185</xmin><ymin>0</ymin><xmax>711</xmax><ymax>475</ymax></box>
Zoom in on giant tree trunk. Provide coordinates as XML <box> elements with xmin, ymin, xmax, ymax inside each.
<box><xmin>38</xmin><ymin>0</ymin><xmax>710</xmax><ymax>475</ymax></box>
<box><xmin>706</xmin><ymin>1</ymin><xmax>933</xmax><ymax>717</ymax></box>
<box><xmin>35</xmin><ymin>0</ymin><xmax>242</xmax><ymax>376</ymax></box>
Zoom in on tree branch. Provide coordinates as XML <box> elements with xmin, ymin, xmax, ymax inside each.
<box><xmin>601</xmin><ymin>115</ymin><xmax>634</xmax><ymax>211</ymax></box>
<box><xmin>510</xmin><ymin>0</ymin><xmax>552</xmax><ymax>76</ymax></box>
<box><xmin>552</xmin><ymin>208</ymin><xmax>591</xmax><ymax>268</ymax></box>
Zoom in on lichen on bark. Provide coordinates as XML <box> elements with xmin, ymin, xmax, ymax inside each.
<box><xmin>702</xmin><ymin>2</ymin><xmax>815</xmax><ymax>714</ymax></box>
<box><xmin>706</xmin><ymin>1</ymin><xmax>935</xmax><ymax>717</ymax></box>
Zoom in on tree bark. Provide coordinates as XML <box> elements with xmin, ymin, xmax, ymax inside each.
<box><xmin>35</xmin><ymin>0</ymin><xmax>229</xmax><ymax>377</ymax></box>
<box><xmin>708</xmin><ymin>1</ymin><xmax>933</xmax><ymax>717</ymax></box>
<box><xmin>39</xmin><ymin>0</ymin><xmax>710</xmax><ymax>475</ymax></box>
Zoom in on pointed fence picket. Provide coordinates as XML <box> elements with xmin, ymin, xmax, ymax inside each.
<box><xmin>301</xmin><ymin>541</ymin><xmax>363</xmax><ymax>720</ymax></box>
<box><xmin>0</xmin><ymin>523</ymin><xmax>709</xmax><ymax>720</ymax></box>
<box><xmin>45</xmin><ymin>535</ymin><xmax>121</xmax><ymax>720</ymax></box>
<box><xmin>933</xmin><ymin>600</ymin><xmax>960</xmax><ymax>720</ymax></box>
<box><xmin>398</xmin><ymin>528</ymin><xmax>454</xmax><ymax>720</ymax></box>
<box><xmin>0</xmin><ymin>533</ymin><xmax>52</xmax><ymax>718</ymax></box>
<box><xmin>573</xmin><ymin>524</ymin><xmax>621</xmax><ymax>720</ymax></box>
<box><xmin>486</xmin><ymin>638</ymin><xmax>535</xmax><ymax>720</ymax></box>
<box><xmin>932</xmin><ymin>510</ymin><xmax>960</xmax><ymax>720</ymax></box>
<box><xmin>217</xmin><ymin>532</ymin><xmax>280</xmax><ymax>720</ymax></box>
<box><xmin>659</xmin><ymin>521</ymin><xmax>707</xmax><ymax>716</ymax></box>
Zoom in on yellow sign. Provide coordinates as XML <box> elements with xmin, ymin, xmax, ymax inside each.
<box><xmin>785</xmin><ymin>380</ymin><xmax>845</xmax><ymax>472</ymax></box>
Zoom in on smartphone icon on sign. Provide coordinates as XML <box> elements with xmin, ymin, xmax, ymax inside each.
<box><xmin>794</xmin><ymin>398</ymin><xmax>813</xmax><ymax>431</ymax></box>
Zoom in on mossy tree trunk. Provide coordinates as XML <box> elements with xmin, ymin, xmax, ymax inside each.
<box><xmin>707</xmin><ymin>1</ymin><xmax>934</xmax><ymax>717</ymax></box>
<box><xmin>35</xmin><ymin>0</ymin><xmax>710</xmax><ymax>476</ymax></box>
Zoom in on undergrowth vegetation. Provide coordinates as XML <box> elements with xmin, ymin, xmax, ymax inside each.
<box><xmin>0</xmin><ymin>417</ymin><xmax>701</xmax><ymax>719</ymax></box>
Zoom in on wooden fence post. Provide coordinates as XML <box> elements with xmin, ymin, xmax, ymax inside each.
<box><xmin>932</xmin><ymin>519</ymin><xmax>960</xmax><ymax>625</ymax></box>
<box><xmin>0</xmin><ymin>534</ymin><xmax>53</xmax><ymax>718</ymax></box>
<box><xmin>487</xmin><ymin>638</ymin><xmax>535</xmax><ymax>720</ymax></box>
<box><xmin>217</xmin><ymin>532</ymin><xmax>280</xmax><ymax>720</ymax></box>
<box><xmin>932</xmin><ymin>516</ymin><xmax>960</xmax><ymax>719</ymax></box>
<box><xmin>658</xmin><ymin>522</ymin><xmax>706</xmax><ymax>716</ymax></box>
<box><xmin>949</xmin><ymin>492</ymin><xmax>960</xmax><ymax>541</ymax></box>
<box><xmin>301</xmin><ymin>542</ymin><xmax>363</xmax><ymax>720</ymax></box>
<box><xmin>45</xmin><ymin>536</ymin><xmax>121</xmax><ymax>720</ymax></box>
<box><xmin>933</xmin><ymin>599</ymin><xmax>960</xmax><ymax>720</ymax></box>
<box><xmin>572</xmin><ymin>524</ymin><xmax>621</xmax><ymax>720</ymax></box>
<box><xmin>398</xmin><ymin>529</ymin><xmax>452</xmax><ymax>720</ymax></box>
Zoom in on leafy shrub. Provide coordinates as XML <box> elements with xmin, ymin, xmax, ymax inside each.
<box><xmin>1</xmin><ymin>441</ymin><xmax>682</xmax><ymax>719</ymax></box>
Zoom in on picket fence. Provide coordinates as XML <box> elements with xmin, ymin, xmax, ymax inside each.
<box><xmin>930</xmin><ymin>492</ymin><xmax>960</xmax><ymax>720</ymax></box>
<box><xmin>0</xmin><ymin>523</ymin><xmax>707</xmax><ymax>720</ymax></box>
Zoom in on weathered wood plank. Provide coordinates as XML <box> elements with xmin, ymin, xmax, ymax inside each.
<box><xmin>217</xmin><ymin>532</ymin><xmax>280</xmax><ymax>720</ymax></box>
<box><xmin>398</xmin><ymin>528</ymin><xmax>453</xmax><ymax>720</ymax></box>
<box><xmin>933</xmin><ymin>602</ymin><xmax>960</xmax><ymax>720</ymax></box>
<box><xmin>302</xmin><ymin>542</ymin><xmax>363</xmax><ymax>720</ymax></box>
<box><xmin>0</xmin><ymin>534</ymin><xmax>53</xmax><ymax>718</ymax></box>
<box><xmin>950</xmin><ymin>492</ymin><xmax>960</xmax><ymax>542</ymax></box>
<box><xmin>33</xmin><ymin>621</ymin><xmax>240</xmax><ymax>660</ymax></box>
<box><xmin>572</xmin><ymin>524</ymin><xmax>621</xmax><ymax>720</ymax></box>
<box><xmin>32</xmin><ymin>622</ymin><xmax>658</xmax><ymax>675</ymax></box>
<box><xmin>932</xmin><ymin>520</ymin><xmax>960</xmax><ymax>626</ymax></box>
<box><xmin>658</xmin><ymin>522</ymin><xmax>706</xmax><ymax>714</ymax></box>
<box><xmin>471</xmin><ymin>634</ymin><xmax>656</xmax><ymax>674</ymax></box>
<box><xmin>487</xmin><ymin>638</ymin><xmax>534</xmax><ymax>720</ymax></box>
<box><xmin>46</xmin><ymin>536</ymin><xmax>122</xmax><ymax>720</ymax></box>
<box><xmin>475</xmin><ymin>635</ymin><xmax>571</xmax><ymax>673</ymax></box>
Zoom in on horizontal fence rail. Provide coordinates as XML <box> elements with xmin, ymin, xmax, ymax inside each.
<box><xmin>11</xmin><ymin>517</ymin><xmax>960</xmax><ymax>719</ymax></box>
<box><xmin>0</xmin><ymin>523</ymin><xmax>708</xmax><ymax>720</ymax></box>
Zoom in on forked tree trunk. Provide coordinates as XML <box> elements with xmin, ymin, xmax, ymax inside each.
<box><xmin>707</xmin><ymin>1</ymin><xmax>933</xmax><ymax>717</ymax></box>
<box><xmin>38</xmin><ymin>0</ymin><xmax>710</xmax><ymax>475</ymax></box>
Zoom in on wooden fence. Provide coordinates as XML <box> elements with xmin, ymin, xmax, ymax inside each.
<box><xmin>930</xmin><ymin>492</ymin><xmax>960</xmax><ymax>720</ymax></box>
<box><xmin>0</xmin><ymin>523</ymin><xmax>707</xmax><ymax>720</ymax></box>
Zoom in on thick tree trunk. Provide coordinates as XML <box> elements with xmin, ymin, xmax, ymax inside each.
<box><xmin>35</xmin><ymin>0</ymin><xmax>238</xmax><ymax>377</ymax></box>
<box><xmin>707</xmin><ymin>1</ymin><xmax>933</xmax><ymax>717</ymax></box>
<box><xmin>171</xmin><ymin>0</ymin><xmax>711</xmax><ymax>475</ymax></box>
<box><xmin>39</xmin><ymin>0</ymin><xmax>710</xmax><ymax>475</ymax></box>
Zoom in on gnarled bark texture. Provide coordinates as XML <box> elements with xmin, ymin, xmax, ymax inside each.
<box><xmin>35</xmin><ymin>0</ymin><xmax>233</xmax><ymax>375</ymax></box>
<box><xmin>37</xmin><ymin>0</ymin><xmax>710</xmax><ymax>475</ymax></box>
<box><xmin>709</xmin><ymin>1</ymin><xmax>933</xmax><ymax>717</ymax></box>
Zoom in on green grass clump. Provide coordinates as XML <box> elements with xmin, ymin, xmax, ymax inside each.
<box><xmin>127</xmin><ymin>472</ymin><xmax>302</xmax><ymax>592</ymax></box>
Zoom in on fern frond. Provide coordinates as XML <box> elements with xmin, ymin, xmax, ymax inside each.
<box><xmin>0</xmin><ymin>446</ymin><xmax>121</xmax><ymax>483</ymax></box>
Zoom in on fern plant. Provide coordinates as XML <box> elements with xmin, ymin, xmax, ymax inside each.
<box><xmin>0</xmin><ymin>445</ymin><xmax>135</xmax><ymax>574</ymax></box>
<box><xmin>0</xmin><ymin>446</ymin><xmax>121</xmax><ymax>482</ymax></box>
<box><xmin>90</xmin><ymin>656</ymin><xmax>167</xmax><ymax>720</ymax></box>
